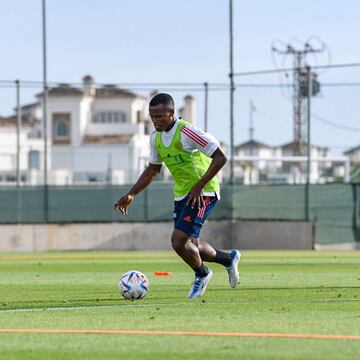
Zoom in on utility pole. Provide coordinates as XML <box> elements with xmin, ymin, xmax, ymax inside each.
<box><xmin>249</xmin><ymin>99</ymin><xmax>255</xmax><ymax>141</ymax></box>
<box><xmin>249</xmin><ymin>99</ymin><xmax>256</xmax><ymax>157</ymax></box>
<box><xmin>272</xmin><ymin>43</ymin><xmax>324</xmax><ymax>156</ymax></box>
<box><xmin>204</xmin><ymin>82</ymin><xmax>209</xmax><ymax>132</ymax></box>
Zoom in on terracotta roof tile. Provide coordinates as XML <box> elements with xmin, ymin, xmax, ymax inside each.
<box><xmin>344</xmin><ymin>144</ymin><xmax>360</xmax><ymax>154</ymax></box>
<box><xmin>95</xmin><ymin>86</ymin><xmax>137</xmax><ymax>98</ymax></box>
<box><xmin>0</xmin><ymin>115</ymin><xmax>34</xmax><ymax>127</ymax></box>
<box><xmin>280</xmin><ymin>141</ymin><xmax>328</xmax><ymax>151</ymax></box>
<box><xmin>36</xmin><ymin>84</ymin><xmax>138</xmax><ymax>98</ymax></box>
<box><xmin>48</xmin><ymin>87</ymin><xmax>83</xmax><ymax>96</ymax></box>
<box><xmin>82</xmin><ymin>134</ymin><xmax>133</xmax><ymax>145</ymax></box>
<box><xmin>235</xmin><ymin>139</ymin><xmax>272</xmax><ymax>149</ymax></box>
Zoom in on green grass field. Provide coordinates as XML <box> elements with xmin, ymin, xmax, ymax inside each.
<box><xmin>0</xmin><ymin>250</ymin><xmax>359</xmax><ymax>359</ymax></box>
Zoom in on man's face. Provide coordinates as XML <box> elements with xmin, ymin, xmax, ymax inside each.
<box><xmin>149</xmin><ymin>104</ymin><xmax>174</xmax><ymax>132</ymax></box>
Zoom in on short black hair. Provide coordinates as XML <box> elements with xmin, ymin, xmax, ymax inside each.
<box><xmin>149</xmin><ymin>93</ymin><xmax>174</xmax><ymax>112</ymax></box>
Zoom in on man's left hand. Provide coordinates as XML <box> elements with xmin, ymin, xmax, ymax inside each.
<box><xmin>186</xmin><ymin>185</ymin><xmax>204</xmax><ymax>209</ymax></box>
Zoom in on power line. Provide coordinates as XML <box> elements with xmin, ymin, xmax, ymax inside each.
<box><xmin>233</xmin><ymin>62</ymin><xmax>360</xmax><ymax>77</ymax></box>
<box><xmin>323</xmin><ymin>145</ymin><xmax>357</xmax><ymax>149</ymax></box>
<box><xmin>2</xmin><ymin>82</ymin><xmax>360</xmax><ymax>90</ymax></box>
<box><xmin>1</xmin><ymin>62</ymin><xmax>359</xmax><ymax>86</ymax></box>
<box><xmin>312</xmin><ymin>113</ymin><xmax>360</xmax><ymax>132</ymax></box>
<box><xmin>319</xmin><ymin>82</ymin><xmax>360</xmax><ymax>87</ymax></box>
<box><xmin>0</xmin><ymin>80</ymin><xmax>229</xmax><ymax>87</ymax></box>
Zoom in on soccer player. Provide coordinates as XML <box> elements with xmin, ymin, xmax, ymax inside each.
<box><xmin>114</xmin><ymin>93</ymin><xmax>241</xmax><ymax>298</ymax></box>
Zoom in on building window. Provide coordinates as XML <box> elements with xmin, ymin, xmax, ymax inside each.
<box><xmin>93</xmin><ymin>112</ymin><xmax>126</xmax><ymax>124</ymax></box>
<box><xmin>57</xmin><ymin>121</ymin><xmax>68</xmax><ymax>137</ymax></box>
<box><xmin>28</xmin><ymin>151</ymin><xmax>40</xmax><ymax>170</ymax></box>
<box><xmin>144</xmin><ymin>121</ymin><xmax>151</xmax><ymax>135</ymax></box>
<box><xmin>53</xmin><ymin>113</ymin><xmax>71</xmax><ymax>144</ymax></box>
<box><xmin>137</xmin><ymin>110</ymin><xmax>142</xmax><ymax>123</ymax></box>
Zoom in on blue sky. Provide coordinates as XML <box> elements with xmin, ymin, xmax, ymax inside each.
<box><xmin>0</xmin><ymin>0</ymin><xmax>359</xmax><ymax>154</ymax></box>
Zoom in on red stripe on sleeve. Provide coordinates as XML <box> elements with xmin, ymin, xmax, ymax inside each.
<box><xmin>181</xmin><ymin>127</ymin><xmax>208</xmax><ymax>147</ymax></box>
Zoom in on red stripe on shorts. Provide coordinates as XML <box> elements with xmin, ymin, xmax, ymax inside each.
<box><xmin>197</xmin><ymin>197</ymin><xmax>211</xmax><ymax>218</ymax></box>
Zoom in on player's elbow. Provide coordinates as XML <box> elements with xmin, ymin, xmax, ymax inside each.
<box><xmin>220</xmin><ymin>152</ymin><xmax>227</xmax><ymax>166</ymax></box>
<box><xmin>147</xmin><ymin>164</ymin><xmax>162</xmax><ymax>177</ymax></box>
<box><xmin>215</xmin><ymin>150</ymin><xmax>227</xmax><ymax>167</ymax></box>
<box><xmin>211</xmin><ymin>148</ymin><xmax>227</xmax><ymax>168</ymax></box>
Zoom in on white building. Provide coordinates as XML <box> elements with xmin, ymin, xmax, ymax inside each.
<box><xmin>39</xmin><ymin>76</ymin><xmax>151</xmax><ymax>184</ymax></box>
<box><xmin>344</xmin><ymin>145</ymin><xmax>360</xmax><ymax>163</ymax></box>
<box><xmin>233</xmin><ymin>139</ymin><xmax>348</xmax><ymax>184</ymax></box>
<box><xmin>233</xmin><ymin>140</ymin><xmax>274</xmax><ymax>184</ymax></box>
<box><xmin>344</xmin><ymin>145</ymin><xmax>360</xmax><ymax>182</ymax></box>
<box><xmin>0</xmin><ymin>76</ymin><xmax>197</xmax><ymax>185</ymax></box>
<box><xmin>178</xmin><ymin>95</ymin><xmax>196</xmax><ymax>127</ymax></box>
<box><xmin>0</xmin><ymin>110</ymin><xmax>43</xmax><ymax>184</ymax></box>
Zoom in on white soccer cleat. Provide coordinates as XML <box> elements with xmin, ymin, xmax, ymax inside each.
<box><xmin>226</xmin><ymin>250</ymin><xmax>241</xmax><ymax>288</ymax></box>
<box><xmin>187</xmin><ymin>269</ymin><xmax>213</xmax><ymax>299</ymax></box>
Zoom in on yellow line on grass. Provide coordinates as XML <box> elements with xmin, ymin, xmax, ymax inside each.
<box><xmin>0</xmin><ymin>329</ymin><xmax>359</xmax><ymax>340</ymax></box>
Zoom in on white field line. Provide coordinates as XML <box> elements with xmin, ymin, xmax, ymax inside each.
<box><xmin>0</xmin><ymin>298</ymin><xmax>359</xmax><ymax>314</ymax></box>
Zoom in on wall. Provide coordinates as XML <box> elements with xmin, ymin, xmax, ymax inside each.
<box><xmin>0</xmin><ymin>220</ymin><xmax>314</xmax><ymax>252</ymax></box>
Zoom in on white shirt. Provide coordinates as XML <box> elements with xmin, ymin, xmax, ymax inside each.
<box><xmin>149</xmin><ymin>119</ymin><xmax>222</xmax><ymax>200</ymax></box>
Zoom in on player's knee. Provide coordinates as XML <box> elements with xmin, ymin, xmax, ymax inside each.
<box><xmin>171</xmin><ymin>236</ymin><xmax>183</xmax><ymax>252</ymax></box>
<box><xmin>191</xmin><ymin>237</ymin><xmax>200</xmax><ymax>247</ymax></box>
<box><xmin>171</xmin><ymin>230</ymin><xmax>187</xmax><ymax>252</ymax></box>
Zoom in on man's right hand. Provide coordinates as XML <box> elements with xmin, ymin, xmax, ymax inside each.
<box><xmin>114</xmin><ymin>194</ymin><xmax>134</xmax><ymax>215</ymax></box>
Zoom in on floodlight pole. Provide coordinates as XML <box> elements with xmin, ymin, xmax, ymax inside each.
<box><xmin>42</xmin><ymin>0</ymin><xmax>49</xmax><ymax>222</ymax></box>
<box><xmin>16</xmin><ymin>79</ymin><xmax>22</xmax><ymax>223</ymax></box>
<box><xmin>229</xmin><ymin>0</ymin><xmax>235</xmax><ymax>183</ymax></box>
<box><xmin>228</xmin><ymin>0</ymin><xmax>236</xmax><ymax>247</ymax></box>
<box><xmin>15</xmin><ymin>80</ymin><xmax>21</xmax><ymax>187</ymax></box>
<box><xmin>305</xmin><ymin>66</ymin><xmax>312</xmax><ymax>221</ymax></box>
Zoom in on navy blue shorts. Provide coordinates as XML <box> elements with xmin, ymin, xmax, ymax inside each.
<box><xmin>173</xmin><ymin>195</ymin><xmax>218</xmax><ymax>239</ymax></box>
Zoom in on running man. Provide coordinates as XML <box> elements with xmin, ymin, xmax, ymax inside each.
<box><xmin>114</xmin><ymin>93</ymin><xmax>241</xmax><ymax>298</ymax></box>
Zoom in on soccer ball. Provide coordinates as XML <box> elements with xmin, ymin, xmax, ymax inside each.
<box><xmin>118</xmin><ymin>270</ymin><xmax>149</xmax><ymax>300</ymax></box>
